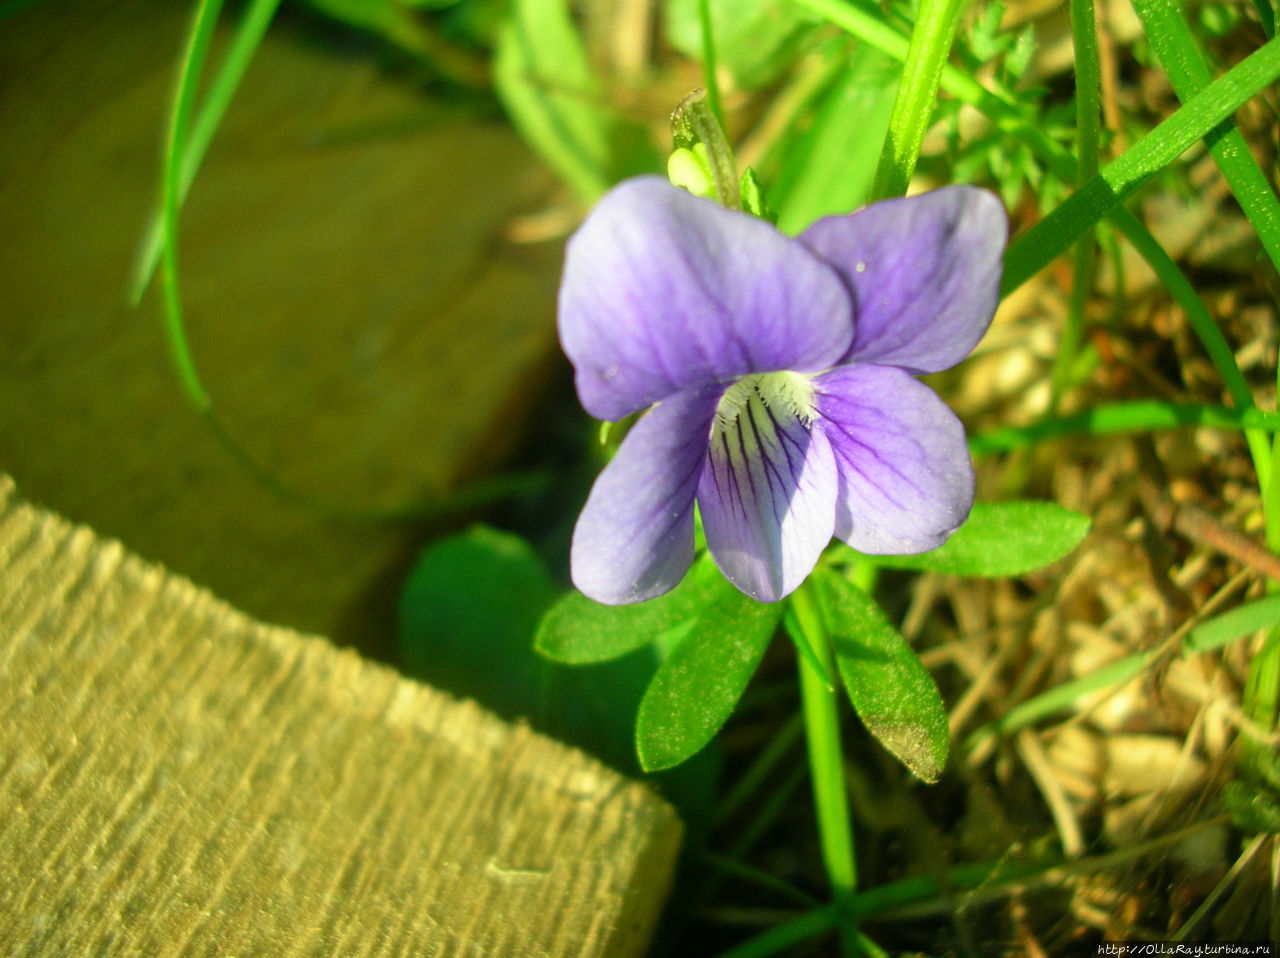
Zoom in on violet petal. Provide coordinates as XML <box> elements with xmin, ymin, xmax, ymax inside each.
<box><xmin>559</xmin><ymin>176</ymin><xmax>854</xmax><ymax>421</ymax></box>
<box><xmin>800</xmin><ymin>186</ymin><xmax>1006</xmax><ymax>374</ymax></box>
<box><xmin>570</xmin><ymin>388</ymin><xmax>720</xmax><ymax>604</ymax></box>
<box><xmin>816</xmin><ymin>364</ymin><xmax>974</xmax><ymax>555</ymax></box>
<box><xmin>697</xmin><ymin>387</ymin><xmax>838</xmax><ymax>602</ymax></box>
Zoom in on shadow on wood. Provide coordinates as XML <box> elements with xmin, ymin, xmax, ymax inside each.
<box><xmin>0</xmin><ymin>0</ymin><xmax>566</xmax><ymax>650</ymax></box>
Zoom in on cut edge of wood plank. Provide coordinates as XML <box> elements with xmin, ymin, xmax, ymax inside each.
<box><xmin>0</xmin><ymin>473</ymin><xmax>683</xmax><ymax>958</ymax></box>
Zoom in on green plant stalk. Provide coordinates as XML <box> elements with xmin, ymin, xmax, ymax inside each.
<box><xmin>1255</xmin><ymin>0</ymin><xmax>1276</xmax><ymax>40</ymax></box>
<box><xmin>701</xmin><ymin>852</ymin><xmax>822</xmax><ymax>908</ymax></box>
<box><xmin>791</xmin><ymin>582</ymin><xmax>858</xmax><ymax>954</ymax></box>
<box><xmin>968</xmin><ymin>400</ymin><xmax>1280</xmax><ymax>454</ymax></box>
<box><xmin>133</xmin><ymin>0</ymin><xmax>283</xmax><ymax>302</ymax></box>
<box><xmin>1002</xmin><ymin>34</ymin><xmax>1280</xmax><ymax>294</ymax></box>
<box><xmin>1050</xmin><ymin>0</ymin><xmax>1103</xmax><ymax>411</ymax></box>
<box><xmin>868</xmin><ymin>0</ymin><xmax>968</xmax><ymax>200</ymax></box>
<box><xmin>671</xmin><ymin>90</ymin><xmax>740</xmax><ymax>209</ymax></box>
<box><xmin>160</xmin><ymin>0</ymin><xmax>225</xmax><ymax>412</ymax></box>
<box><xmin>697</xmin><ymin>0</ymin><xmax>724</xmax><ymax>128</ymax></box>
<box><xmin>1114</xmin><ymin>210</ymin><xmax>1272</xmax><ymax>489</ymax></box>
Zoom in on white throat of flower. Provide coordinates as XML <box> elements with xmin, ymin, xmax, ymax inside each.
<box><xmin>712</xmin><ymin>371</ymin><xmax>816</xmax><ymax>441</ymax></box>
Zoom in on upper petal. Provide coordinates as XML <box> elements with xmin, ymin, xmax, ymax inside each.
<box><xmin>799</xmin><ymin>186</ymin><xmax>1006</xmax><ymax>374</ymax></box>
<box><xmin>697</xmin><ymin>380</ymin><xmax>838</xmax><ymax>602</ymax></box>
<box><xmin>570</xmin><ymin>388</ymin><xmax>720</xmax><ymax>604</ymax></box>
<box><xmin>815</xmin><ymin>364</ymin><xmax>974</xmax><ymax>555</ymax></box>
<box><xmin>559</xmin><ymin>176</ymin><xmax>854</xmax><ymax>421</ymax></box>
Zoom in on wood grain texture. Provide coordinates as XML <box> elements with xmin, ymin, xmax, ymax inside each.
<box><xmin>0</xmin><ymin>476</ymin><xmax>682</xmax><ymax>957</ymax></box>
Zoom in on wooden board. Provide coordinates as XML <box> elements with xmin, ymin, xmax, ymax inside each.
<box><xmin>0</xmin><ymin>475</ymin><xmax>682</xmax><ymax>957</ymax></box>
<box><xmin>0</xmin><ymin>0</ymin><xmax>565</xmax><ymax>648</ymax></box>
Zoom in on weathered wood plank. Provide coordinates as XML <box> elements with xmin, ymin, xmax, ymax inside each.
<box><xmin>0</xmin><ymin>476</ymin><xmax>681</xmax><ymax>957</ymax></box>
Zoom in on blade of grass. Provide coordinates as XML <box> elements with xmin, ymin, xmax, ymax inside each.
<box><xmin>792</xmin><ymin>581</ymin><xmax>859</xmax><ymax>955</ymax></box>
<box><xmin>969</xmin><ymin>401</ymin><xmax>1280</xmax><ymax>454</ymax></box>
<box><xmin>711</xmin><ymin>906</ymin><xmax>837</xmax><ymax>958</ymax></box>
<box><xmin>868</xmin><ymin>0</ymin><xmax>968</xmax><ymax>200</ymax></box>
<box><xmin>493</xmin><ymin>0</ymin><xmax>614</xmax><ymax>203</ymax></box>
<box><xmin>1050</xmin><ymin>0</ymin><xmax>1102</xmax><ymax>412</ymax></box>
<box><xmin>132</xmin><ymin>0</ymin><xmax>283</xmax><ymax>302</ymax></box>
<box><xmin>155</xmin><ymin>0</ymin><xmax>549</xmax><ymax>522</ymax></box>
<box><xmin>965</xmin><ymin>586</ymin><xmax>1280</xmax><ymax>752</ymax></box>
<box><xmin>159</xmin><ymin>0</ymin><xmax>225</xmax><ymax>412</ymax></box>
<box><xmin>1002</xmin><ymin>34</ymin><xmax>1280</xmax><ymax>294</ymax></box>
<box><xmin>698</xmin><ymin>0</ymin><xmax>724</xmax><ymax>127</ymax></box>
<box><xmin>1131</xmin><ymin>0</ymin><xmax>1280</xmax><ymax>281</ymax></box>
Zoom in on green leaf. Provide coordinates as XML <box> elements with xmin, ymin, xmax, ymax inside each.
<box><xmin>666</xmin><ymin>0</ymin><xmax>820</xmax><ymax>90</ymax></box>
<box><xmin>492</xmin><ymin>0</ymin><xmax>613</xmax><ymax>202</ymax></box>
<box><xmin>1186</xmin><ymin>595</ymin><xmax>1280</xmax><ymax>654</ymax></box>
<box><xmin>398</xmin><ymin>527</ymin><xmax>721</xmax><ymax>824</ymax></box>
<box><xmin>738</xmin><ymin>167</ymin><xmax>776</xmax><ymax>222</ymax></box>
<box><xmin>818</xmin><ymin>571</ymin><xmax>949</xmax><ymax>783</ymax></box>
<box><xmin>851</xmin><ymin>501</ymin><xmax>1090</xmax><ymax>577</ymax></box>
<box><xmin>399</xmin><ymin>526</ymin><xmax>560</xmax><ymax>712</ymax></box>
<box><xmin>636</xmin><ymin>589</ymin><xmax>784</xmax><ymax>771</ymax></box>
<box><xmin>771</xmin><ymin>43</ymin><xmax>899</xmax><ymax>234</ymax></box>
<box><xmin>536</xmin><ymin>554</ymin><xmax>725</xmax><ymax>663</ymax></box>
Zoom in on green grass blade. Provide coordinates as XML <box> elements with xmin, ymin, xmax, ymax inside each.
<box><xmin>132</xmin><ymin>0</ymin><xmax>282</xmax><ymax>302</ymax></box>
<box><xmin>1186</xmin><ymin>595</ymin><xmax>1280</xmax><ymax>653</ymax></box>
<box><xmin>1050</xmin><ymin>0</ymin><xmax>1102</xmax><ymax>411</ymax></box>
<box><xmin>969</xmin><ymin>401</ymin><xmax>1280</xmax><ymax>453</ymax></box>
<box><xmin>711</xmin><ymin>907</ymin><xmax>837</xmax><ymax>958</ymax></box>
<box><xmin>1132</xmin><ymin>0</ymin><xmax>1280</xmax><ymax>280</ymax></box>
<box><xmin>493</xmin><ymin>0</ymin><xmax>614</xmax><ymax>203</ymax></box>
<box><xmin>159</xmin><ymin>0</ymin><xmax>226</xmax><ymax>412</ymax></box>
<box><xmin>1002</xmin><ymin>35</ymin><xmax>1280</xmax><ymax>294</ymax></box>
<box><xmin>698</xmin><ymin>0</ymin><xmax>725</xmax><ymax>127</ymax></box>
<box><xmin>967</xmin><ymin>593</ymin><xmax>1280</xmax><ymax>751</ymax></box>
<box><xmin>868</xmin><ymin>0</ymin><xmax>968</xmax><ymax>200</ymax></box>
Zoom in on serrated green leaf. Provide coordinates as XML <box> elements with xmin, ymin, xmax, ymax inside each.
<box><xmin>636</xmin><ymin>590</ymin><xmax>784</xmax><ymax>771</ymax></box>
<box><xmin>535</xmin><ymin>554</ymin><xmax>725</xmax><ymax>663</ymax></box>
<box><xmin>819</xmin><ymin>571</ymin><xmax>949</xmax><ymax>783</ymax></box>
<box><xmin>852</xmin><ymin>501</ymin><xmax>1090</xmax><ymax>577</ymax></box>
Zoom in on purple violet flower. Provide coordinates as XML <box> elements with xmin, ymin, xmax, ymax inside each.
<box><xmin>559</xmin><ymin>176</ymin><xmax>1007</xmax><ymax>605</ymax></box>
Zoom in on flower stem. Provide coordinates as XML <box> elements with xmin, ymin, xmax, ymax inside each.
<box><xmin>791</xmin><ymin>580</ymin><xmax>859</xmax><ymax>954</ymax></box>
